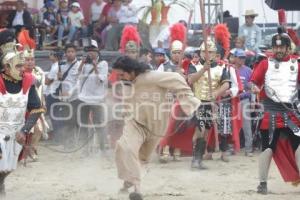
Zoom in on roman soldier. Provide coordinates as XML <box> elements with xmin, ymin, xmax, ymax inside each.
<box><xmin>204</xmin><ymin>24</ymin><xmax>242</xmax><ymax>162</ymax></box>
<box><xmin>251</xmin><ymin>27</ymin><xmax>300</xmax><ymax>194</ymax></box>
<box><xmin>21</xmin><ymin>48</ymin><xmax>48</xmax><ymax>161</ymax></box>
<box><xmin>157</xmin><ymin>23</ymin><xmax>186</xmax><ymax>73</ymax></box>
<box><xmin>158</xmin><ymin>22</ymin><xmax>187</xmax><ymax>162</ymax></box>
<box><xmin>0</xmin><ymin>30</ymin><xmax>44</xmax><ymax>195</ymax></box>
<box><xmin>188</xmin><ymin>34</ymin><xmax>231</xmax><ymax>169</ymax></box>
<box><xmin>119</xmin><ymin>25</ymin><xmax>141</xmax><ymax>60</ymax></box>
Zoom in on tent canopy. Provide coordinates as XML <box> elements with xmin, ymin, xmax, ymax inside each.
<box><xmin>265</xmin><ymin>0</ymin><xmax>300</xmax><ymax>10</ymax></box>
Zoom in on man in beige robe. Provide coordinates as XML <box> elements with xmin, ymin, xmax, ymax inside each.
<box><xmin>113</xmin><ymin>56</ymin><xmax>201</xmax><ymax>199</ymax></box>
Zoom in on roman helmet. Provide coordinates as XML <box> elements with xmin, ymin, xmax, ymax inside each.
<box><xmin>0</xmin><ymin>29</ymin><xmax>25</xmax><ymax>80</ymax></box>
<box><xmin>23</xmin><ymin>48</ymin><xmax>35</xmax><ymax>58</ymax></box>
<box><xmin>120</xmin><ymin>25</ymin><xmax>141</xmax><ymax>55</ymax></box>
<box><xmin>1</xmin><ymin>49</ymin><xmax>25</xmax><ymax>80</ymax></box>
<box><xmin>271</xmin><ymin>27</ymin><xmax>291</xmax><ymax>48</ymax></box>
<box><xmin>170</xmin><ymin>22</ymin><xmax>187</xmax><ymax>52</ymax></box>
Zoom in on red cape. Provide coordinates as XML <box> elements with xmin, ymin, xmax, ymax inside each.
<box><xmin>159</xmin><ymin>101</ymin><xmax>195</xmax><ymax>154</ymax></box>
<box><xmin>273</xmin><ymin>138</ymin><xmax>300</xmax><ymax>184</ymax></box>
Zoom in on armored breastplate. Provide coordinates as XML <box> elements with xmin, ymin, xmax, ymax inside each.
<box><xmin>265</xmin><ymin>58</ymin><xmax>298</xmax><ymax>103</ymax></box>
<box><xmin>193</xmin><ymin>64</ymin><xmax>225</xmax><ymax>101</ymax></box>
<box><xmin>0</xmin><ymin>90</ymin><xmax>28</xmax><ymax>137</ymax></box>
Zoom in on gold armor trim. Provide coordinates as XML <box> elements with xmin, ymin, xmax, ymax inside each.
<box><xmin>193</xmin><ymin>64</ymin><xmax>227</xmax><ymax>101</ymax></box>
<box><xmin>2</xmin><ymin>73</ymin><xmax>19</xmax><ymax>83</ymax></box>
<box><xmin>29</xmin><ymin>108</ymin><xmax>45</xmax><ymax>114</ymax></box>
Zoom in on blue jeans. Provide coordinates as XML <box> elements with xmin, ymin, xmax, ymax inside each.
<box><xmin>67</xmin><ymin>26</ymin><xmax>88</xmax><ymax>42</ymax></box>
<box><xmin>57</xmin><ymin>24</ymin><xmax>67</xmax><ymax>43</ymax></box>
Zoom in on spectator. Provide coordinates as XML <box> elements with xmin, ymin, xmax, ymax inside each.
<box><xmin>39</xmin><ymin>2</ymin><xmax>58</xmax><ymax>47</ymax></box>
<box><xmin>232</xmin><ymin>36</ymin><xmax>256</xmax><ymax>68</ymax></box>
<box><xmin>235</xmin><ymin>36</ymin><xmax>246</xmax><ymax>49</ymax></box>
<box><xmin>45</xmin><ymin>50</ymin><xmax>64</xmax><ymax>143</ymax></box>
<box><xmin>66</xmin><ymin>2</ymin><xmax>88</xmax><ymax>45</ymax></box>
<box><xmin>139</xmin><ymin>48</ymin><xmax>153</xmax><ymax>69</ymax></box>
<box><xmin>233</xmin><ymin>49</ymin><xmax>254</xmax><ymax>157</ymax></box>
<box><xmin>238</xmin><ymin>9</ymin><xmax>262</xmax><ymax>53</ymax></box>
<box><xmin>118</xmin><ymin>0</ymin><xmax>138</xmax><ymax>25</ymax></box>
<box><xmin>77</xmin><ymin>39</ymin><xmax>108</xmax><ymax>150</ymax></box>
<box><xmin>6</xmin><ymin>0</ymin><xmax>34</xmax><ymax>38</ymax></box>
<box><xmin>98</xmin><ymin>0</ymin><xmax>113</xmax><ymax>30</ymax></box>
<box><xmin>57</xmin><ymin>44</ymin><xmax>80</xmax><ymax>147</ymax></box>
<box><xmin>153</xmin><ymin>48</ymin><xmax>167</xmax><ymax>70</ymax></box>
<box><xmin>89</xmin><ymin>0</ymin><xmax>106</xmax><ymax>37</ymax></box>
<box><xmin>57</xmin><ymin>0</ymin><xmax>70</xmax><ymax>47</ymax></box>
<box><xmin>104</xmin><ymin>0</ymin><xmax>139</xmax><ymax>50</ymax></box>
<box><xmin>104</xmin><ymin>0</ymin><xmax>122</xmax><ymax>51</ymax></box>
<box><xmin>95</xmin><ymin>0</ymin><xmax>113</xmax><ymax>48</ymax></box>
<box><xmin>188</xmin><ymin>49</ymin><xmax>201</xmax><ymax>72</ymax></box>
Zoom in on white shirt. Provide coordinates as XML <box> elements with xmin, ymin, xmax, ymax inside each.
<box><xmin>60</xmin><ymin>59</ymin><xmax>80</xmax><ymax>101</ymax></box>
<box><xmin>118</xmin><ymin>4</ymin><xmax>138</xmax><ymax>24</ymax></box>
<box><xmin>90</xmin><ymin>2</ymin><xmax>106</xmax><ymax>22</ymax></box>
<box><xmin>238</xmin><ymin>24</ymin><xmax>262</xmax><ymax>53</ymax></box>
<box><xmin>12</xmin><ymin>11</ymin><xmax>24</xmax><ymax>26</ymax></box>
<box><xmin>78</xmin><ymin>60</ymin><xmax>108</xmax><ymax>103</ymax></box>
<box><xmin>157</xmin><ymin>63</ymin><xmax>165</xmax><ymax>72</ymax></box>
<box><xmin>46</xmin><ymin>62</ymin><xmax>60</xmax><ymax>95</ymax></box>
<box><xmin>68</xmin><ymin>11</ymin><xmax>84</xmax><ymax>28</ymax></box>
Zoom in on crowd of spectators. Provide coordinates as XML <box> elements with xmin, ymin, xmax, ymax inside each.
<box><xmin>4</xmin><ymin>0</ymin><xmax>139</xmax><ymax>50</ymax></box>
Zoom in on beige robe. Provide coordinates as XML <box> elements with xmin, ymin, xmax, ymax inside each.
<box><xmin>115</xmin><ymin>71</ymin><xmax>201</xmax><ymax>185</ymax></box>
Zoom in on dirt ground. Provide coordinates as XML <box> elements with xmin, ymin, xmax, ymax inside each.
<box><xmin>4</xmin><ymin>144</ymin><xmax>300</xmax><ymax>200</ymax></box>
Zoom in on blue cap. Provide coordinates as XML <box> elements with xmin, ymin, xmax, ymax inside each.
<box><xmin>45</xmin><ymin>1</ymin><xmax>56</xmax><ymax>8</ymax></box>
<box><xmin>234</xmin><ymin>49</ymin><xmax>246</xmax><ymax>58</ymax></box>
<box><xmin>154</xmin><ymin>48</ymin><xmax>166</xmax><ymax>55</ymax></box>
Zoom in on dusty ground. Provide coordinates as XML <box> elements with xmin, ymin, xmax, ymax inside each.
<box><xmin>4</xmin><ymin>144</ymin><xmax>300</xmax><ymax>200</ymax></box>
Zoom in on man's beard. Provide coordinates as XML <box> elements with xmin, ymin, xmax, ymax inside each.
<box><xmin>275</xmin><ymin>52</ymin><xmax>286</xmax><ymax>60</ymax></box>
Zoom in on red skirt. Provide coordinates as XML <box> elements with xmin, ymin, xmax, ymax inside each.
<box><xmin>159</xmin><ymin>101</ymin><xmax>195</xmax><ymax>154</ymax></box>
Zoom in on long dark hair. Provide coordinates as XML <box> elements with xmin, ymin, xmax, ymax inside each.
<box><xmin>113</xmin><ymin>56</ymin><xmax>150</xmax><ymax>76</ymax></box>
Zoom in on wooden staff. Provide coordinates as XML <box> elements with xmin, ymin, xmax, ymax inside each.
<box><xmin>199</xmin><ymin>0</ymin><xmax>219</xmax><ymax>151</ymax></box>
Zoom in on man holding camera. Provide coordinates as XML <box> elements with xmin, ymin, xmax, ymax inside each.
<box><xmin>46</xmin><ymin>44</ymin><xmax>80</xmax><ymax>147</ymax></box>
<box><xmin>78</xmin><ymin>40</ymin><xmax>108</xmax><ymax>150</ymax></box>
